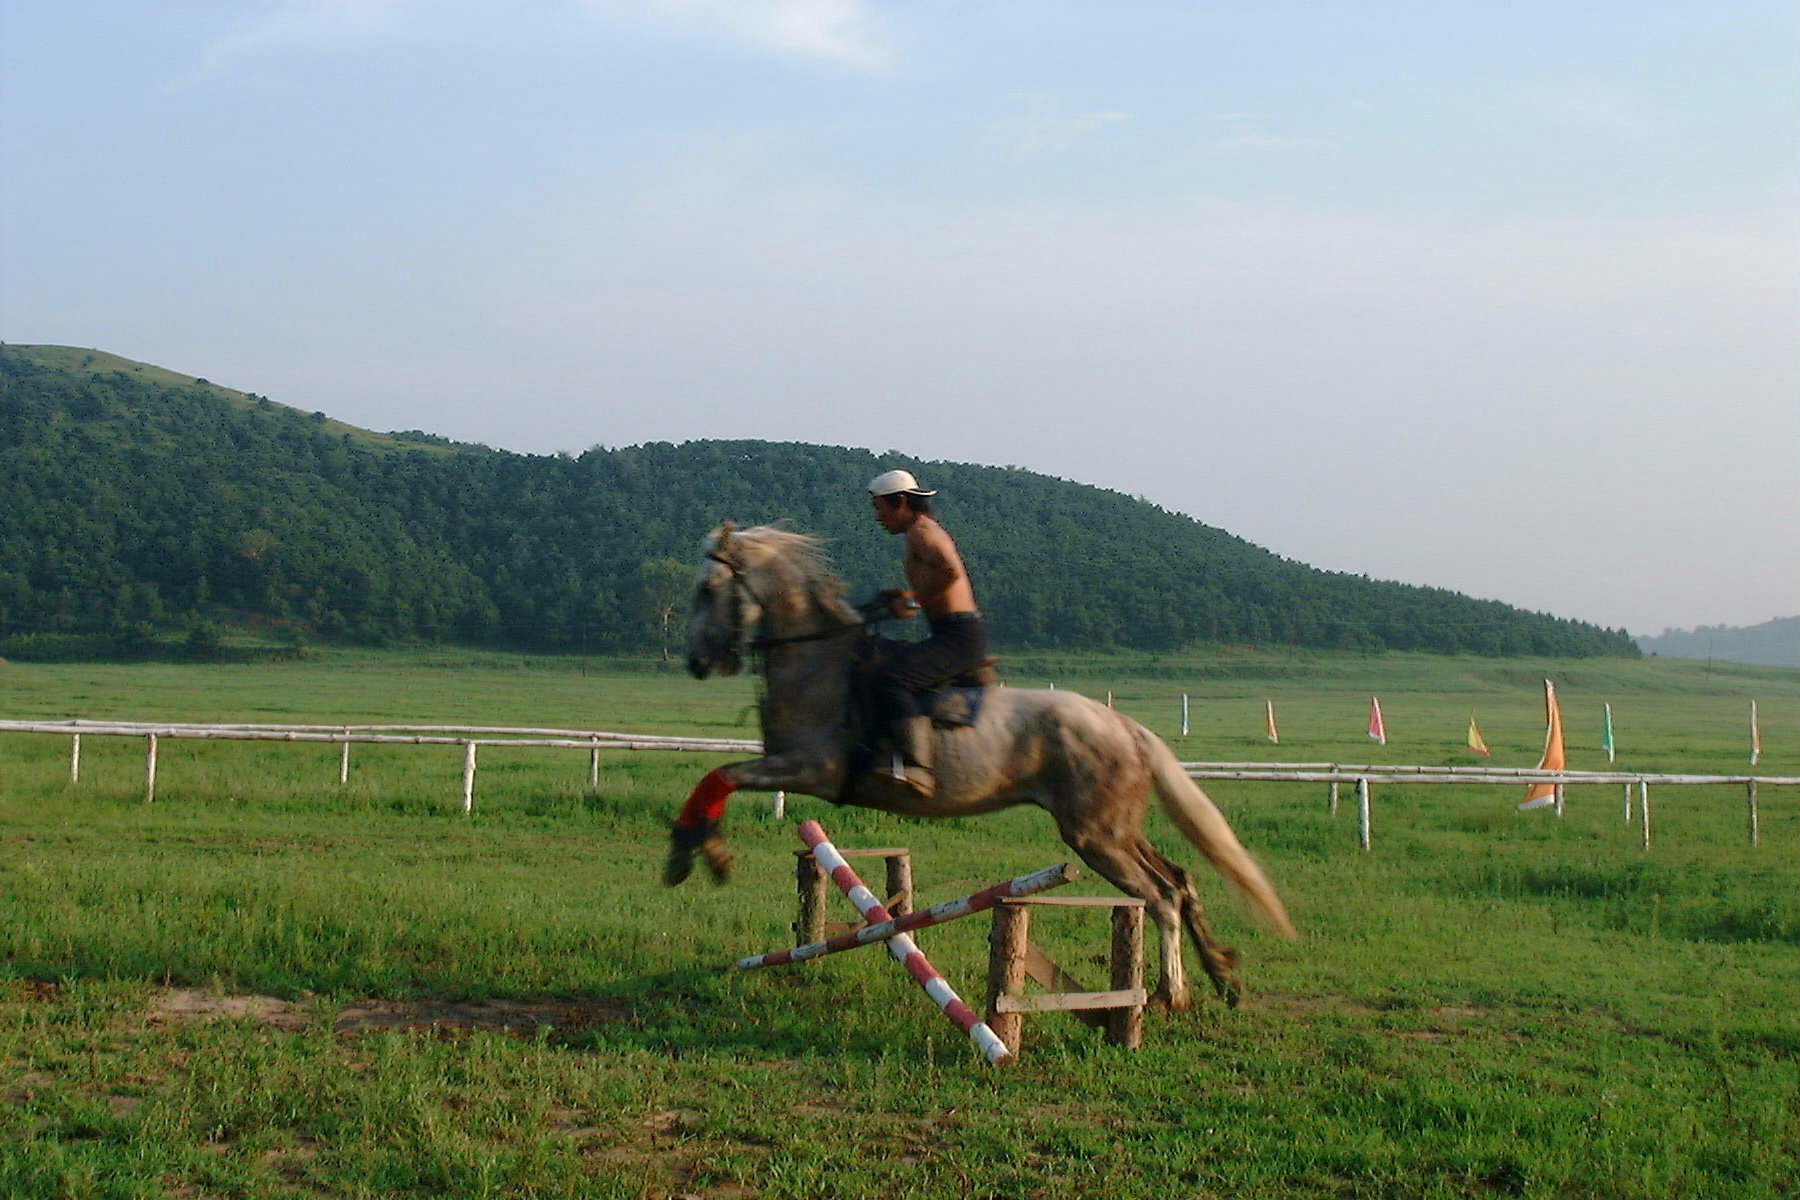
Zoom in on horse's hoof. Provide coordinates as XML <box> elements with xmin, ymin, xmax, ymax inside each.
<box><xmin>663</xmin><ymin>850</ymin><xmax>694</xmax><ymax>887</ymax></box>
<box><xmin>699</xmin><ymin>837</ymin><xmax>734</xmax><ymax>884</ymax></box>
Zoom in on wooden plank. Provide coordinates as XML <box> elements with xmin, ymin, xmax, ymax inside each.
<box><xmin>995</xmin><ymin>988</ymin><xmax>1147</xmax><ymax>1014</ymax></box>
<box><xmin>1004</xmin><ymin>896</ymin><xmax>1145</xmax><ymax>909</ymax></box>
<box><xmin>1021</xmin><ymin>943</ymin><xmax>1106</xmax><ymax>1029</ymax></box>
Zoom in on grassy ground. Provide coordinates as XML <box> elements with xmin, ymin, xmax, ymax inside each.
<box><xmin>1</xmin><ymin>648</ymin><xmax>1794</xmax><ymax>1199</ymax></box>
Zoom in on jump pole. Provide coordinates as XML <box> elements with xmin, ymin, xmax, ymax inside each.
<box><xmin>735</xmin><ymin>860</ymin><xmax>1077</xmax><ymax>970</ymax></box>
<box><xmin>796</xmin><ymin>820</ymin><xmax>1013</xmax><ymax>1065</ymax></box>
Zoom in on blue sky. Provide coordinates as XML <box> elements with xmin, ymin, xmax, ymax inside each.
<box><xmin>4</xmin><ymin>1</ymin><xmax>1795</xmax><ymax>636</ymax></box>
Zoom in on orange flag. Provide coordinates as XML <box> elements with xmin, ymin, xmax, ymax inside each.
<box><xmin>1467</xmin><ymin>713</ymin><xmax>1491</xmax><ymax>756</ymax></box>
<box><xmin>1264</xmin><ymin>700</ymin><xmax>1279</xmax><ymax>744</ymax></box>
<box><xmin>1518</xmin><ymin>679</ymin><xmax>1564</xmax><ymax>810</ymax></box>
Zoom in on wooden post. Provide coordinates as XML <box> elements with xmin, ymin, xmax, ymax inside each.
<box><xmin>70</xmin><ymin>734</ymin><xmax>80</xmax><ymax>784</ymax></box>
<box><xmin>986</xmin><ymin>902</ymin><xmax>1030</xmax><ymax>1054</ymax></box>
<box><xmin>1356</xmin><ymin>777</ymin><xmax>1371</xmax><ymax>851</ymax></box>
<box><xmin>1553</xmin><ymin>781</ymin><xmax>1565</xmax><ymax>818</ymax></box>
<box><xmin>1107</xmin><ymin>905</ymin><xmax>1144</xmax><ymax>1049</ymax></box>
<box><xmin>795</xmin><ymin>851</ymin><xmax>830</xmax><ymax>944</ymax></box>
<box><xmin>1623</xmin><ymin>782</ymin><xmax>1633</xmax><ymax>822</ymax></box>
<box><xmin>885</xmin><ymin>852</ymin><xmax>913</xmax><ymax>916</ymax></box>
<box><xmin>1329</xmin><ymin>768</ymin><xmax>1340</xmax><ymax>817</ymax></box>
<box><xmin>145</xmin><ymin>734</ymin><xmax>157</xmax><ymax>804</ymax></box>
<box><xmin>772</xmin><ymin>790</ymin><xmax>786</xmax><ymax>818</ymax></box>
<box><xmin>1746</xmin><ymin>780</ymin><xmax>1759</xmax><ymax>848</ymax></box>
<box><xmin>1638</xmin><ymin>779</ymin><xmax>1651</xmax><ymax>850</ymax></box>
<box><xmin>589</xmin><ymin>739</ymin><xmax>600</xmax><ymax>788</ymax></box>
<box><xmin>1180</xmin><ymin>693</ymin><xmax>1189</xmax><ymax>738</ymax></box>
<box><xmin>461</xmin><ymin>741</ymin><xmax>477</xmax><ymax>814</ymax></box>
<box><xmin>338</xmin><ymin>730</ymin><xmax>350</xmax><ymax>785</ymax></box>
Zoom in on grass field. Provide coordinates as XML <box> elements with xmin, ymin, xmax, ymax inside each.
<box><xmin>1</xmin><ymin>647</ymin><xmax>1795</xmax><ymax>1199</ymax></box>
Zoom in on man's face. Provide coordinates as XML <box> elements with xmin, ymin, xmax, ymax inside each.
<box><xmin>871</xmin><ymin>494</ymin><xmax>907</xmax><ymax>534</ymax></box>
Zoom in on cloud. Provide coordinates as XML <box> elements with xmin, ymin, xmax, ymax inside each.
<box><xmin>983</xmin><ymin>95</ymin><xmax>1128</xmax><ymax>159</ymax></box>
<box><xmin>592</xmin><ymin>0</ymin><xmax>895</xmax><ymax>72</ymax></box>
<box><xmin>1515</xmin><ymin>79</ymin><xmax>1660</xmax><ymax>142</ymax></box>
<box><xmin>205</xmin><ymin>0</ymin><xmax>415</xmax><ymax>64</ymax></box>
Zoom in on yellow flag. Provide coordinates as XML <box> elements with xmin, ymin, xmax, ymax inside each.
<box><xmin>1467</xmin><ymin>713</ymin><xmax>1491</xmax><ymax>756</ymax></box>
<box><xmin>1264</xmin><ymin>700</ymin><xmax>1279</xmax><ymax>744</ymax></box>
<box><xmin>1519</xmin><ymin>680</ymin><xmax>1564</xmax><ymax>810</ymax></box>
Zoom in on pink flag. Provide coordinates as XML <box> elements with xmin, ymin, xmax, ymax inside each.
<box><xmin>1367</xmin><ymin>696</ymin><xmax>1386</xmax><ymax>745</ymax></box>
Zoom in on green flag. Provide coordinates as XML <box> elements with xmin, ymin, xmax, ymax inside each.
<box><xmin>1601</xmin><ymin>702</ymin><xmax>1615</xmax><ymax>764</ymax></box>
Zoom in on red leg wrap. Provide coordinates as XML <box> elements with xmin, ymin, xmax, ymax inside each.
<box><xmin>675</xmin><ymin>768</ymin><xmax>737</xmax><ymax>827</ymax></box>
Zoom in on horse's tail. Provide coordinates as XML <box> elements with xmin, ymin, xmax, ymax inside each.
<box><xmin>1135</xmin><ymin>723</ymin><xmax>1297</xmax><ymax>939</ymax></box>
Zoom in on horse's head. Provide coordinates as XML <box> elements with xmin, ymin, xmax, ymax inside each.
<box><xmin>687</xmin><ymin>521</ymin><xmax>758</xmax><ymax>679</ymax></box>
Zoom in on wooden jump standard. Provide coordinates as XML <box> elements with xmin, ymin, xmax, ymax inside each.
<box><xmin>787</xmin><ymin>820</ymin><xmax>1017</xmax><ymax>1064</ymax></box>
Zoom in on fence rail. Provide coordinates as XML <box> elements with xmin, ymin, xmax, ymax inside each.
<box><xmin>3</xmin><ymin>720</ymin><xmax>1792</xmax><ymax>847</ymax></box>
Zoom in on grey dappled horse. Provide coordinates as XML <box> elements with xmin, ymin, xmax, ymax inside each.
<box><xmin>670</xmin><ymin>523</ymin><xmax>1296</xmax><ymax>1010</ymax></box>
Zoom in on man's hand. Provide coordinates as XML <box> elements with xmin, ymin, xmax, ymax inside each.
<box><xmin>880</xmin><ymin>588</ymin><xmax>921</xmax><ymax>619</ymax></box>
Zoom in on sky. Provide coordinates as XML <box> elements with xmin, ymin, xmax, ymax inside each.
<box><xmin>3</xmin><ymin>1</ymin><xmax>1795</xmax><ymax>638</ymax></box>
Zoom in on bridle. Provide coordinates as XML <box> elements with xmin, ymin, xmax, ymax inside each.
<box><xmin>705</xmin><ymin>551</ymin><xmax>863</xmax><ymax>656</ymax></box>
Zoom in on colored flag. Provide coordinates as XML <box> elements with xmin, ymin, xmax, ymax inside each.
<box><xmin>1750</xmin><ymin>700</ymin><xmax>1761</xmax><ymax>766</ymax></box>
<box><xmin>1601</xmin><ymin>703</ymin><xmax>1615</xmax><ymax>764</ymax></box>
<box><xmin>1466</xmin><ymin>713</ymin><xmax>1491</xmax><ymax>756</ymax></box>
<box><xmin>1265</xmin><ymin>700</ymin><xmax>1279</xmax><ymax>744</ymax></box>
<box><xmin>1367</xmin><ymin>696</ymin><xmax>1386</xmax><ymax>745</ymax></box>
<box><xmin>1519</xmin><ymin>679</ymin><xmax>1565</xmax><ymax>811</ymax></box>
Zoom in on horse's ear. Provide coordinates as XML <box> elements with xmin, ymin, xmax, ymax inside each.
<box><xmin>716</xmin><ymin>520</ymin><xmax>735</xmax><ymax>551</ymax></box>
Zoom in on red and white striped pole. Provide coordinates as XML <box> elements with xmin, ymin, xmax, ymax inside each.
<box><xmin>796</xmin><ymin>820</ymin><xmax>1014</xmax><ymax>1064</ymax></box>
<box><xmin>735</xmin><ymin>859</ymin><xmax>1077</xmax><ymax>971</ymax></box>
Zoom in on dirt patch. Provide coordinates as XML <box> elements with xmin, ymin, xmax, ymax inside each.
<box><xmin>144</xmin><ymin>988</ymin><xmax>627</xmax><ymax>1036</ymax></box>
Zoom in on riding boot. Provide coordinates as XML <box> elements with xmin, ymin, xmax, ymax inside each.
<box><xmin>887</xmin><ymin>715</ymin><xmax>936</xmax><ymax>799</ymax></box>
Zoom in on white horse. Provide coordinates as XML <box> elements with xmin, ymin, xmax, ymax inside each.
<box><xmin>668</xmin><ymin>523</ymin><xmax>1296</xmax><ymax>1009</ymax></box>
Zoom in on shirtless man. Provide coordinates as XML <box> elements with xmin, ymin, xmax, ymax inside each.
<box><xmin>867</xmin><ymin>469</ymin><xmax>988</xmax><ymax>799</ymax></box>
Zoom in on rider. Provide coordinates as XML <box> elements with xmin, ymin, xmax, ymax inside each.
<box><xmin>867</xmin><ymin>469</ymin><xmax>988</xmax><ymax>799</ymax></box>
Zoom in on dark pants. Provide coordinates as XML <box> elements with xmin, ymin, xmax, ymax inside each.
<box><xmin>872</xmin><ymin>612</ymin><xmax>989</xmax><ymax>721</ymax></box>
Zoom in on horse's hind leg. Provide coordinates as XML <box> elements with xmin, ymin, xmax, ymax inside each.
<box><xmin>1140</xmin><ymin>846</ymin><xmax>1244</xmax><ymax>1008</ymax></box>
<box><xmin>1059</xmin><ymin>832</ymin><xmax>1197</xmax><ymax>1011</ymax></box>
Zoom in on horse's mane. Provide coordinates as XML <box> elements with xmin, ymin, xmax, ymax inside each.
<box><xmin>721</xmin><ymin>525</ymin><xmax>860</xmax><ymax>624</ymax></box>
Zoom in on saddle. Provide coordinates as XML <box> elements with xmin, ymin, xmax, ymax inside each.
<box><xmin>838</xmin><ymin>642</ymin><xmax>1002</xmax><ymax>802</ymax></box>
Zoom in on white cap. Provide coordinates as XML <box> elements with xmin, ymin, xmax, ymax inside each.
<box><xmin>867</xmin><ymin>468</ymin><xmax>937</xmax><ymax>497</ymax></box>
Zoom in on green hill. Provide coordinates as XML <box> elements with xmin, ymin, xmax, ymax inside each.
<box><xmin>0</xmin><ymin>343</ymin><xmax>1637</xmax><ymax>659</ymax></box>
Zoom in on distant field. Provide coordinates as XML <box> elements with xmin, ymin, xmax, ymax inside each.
<box><xmin>1</xmin><ymin>649</ymin><xmax>1794</xmax><ymax>1198</ymax></box>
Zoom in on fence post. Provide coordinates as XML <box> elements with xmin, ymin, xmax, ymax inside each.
<box><xmin>1180</xmin><ymin>693</ymin><xmax>1189</xmax><ymax>738</ymax></box>
<box><xmin>1553</xmin><ymin>781</ymin><xmax>1565</xmax><ymax>818</ymax></box>
<box><xmin>461</xmin><ymin>741</ymin><xmax>477</xmax><ymax>814</ymax></box>
<box><xmin>70</xmin><ymin>734</ymin><xmax>80</xmax><ymax>784</ymax></box>
<box><xmin>1746</xmin><ymin>780</ymin><xmax>1759</xmax><ymax>848</ymax></box>
<box><xmin>1623</xmin><ymin>782</ymin><xmax>1632</xmax><ymax>822</ymax></box>
<box><xmin>338</xmin><ymin>730</ymin><xmax>350</xmax><ymax>785</ymax></box>
<box><xmin>772</xmin><ymin>790</ymin><xmax>786</xmax><ymax>818</ymax></box>
<box><xmin>1356</xmin><ymin>777</ymin><xmax>1371</xmax><ymax>851</ymax></box>
<box><xmin>1638</xmin><ymin>779</ymin><xmax>1651</xmax><ymax>850</ymax></box>
<box><xmin>589</xmin><ymin>738</ymin><xmax>600</xmax><ymax>788</ymax></box>
<box><xmin>1329</xmin><ymin>767</ymin><xmax>1340</xmax><ymax>817</ymax></box>
<box><xmin>144</xmin><ymin>734</ymin><xmax>157</xmax><ymax>804</ymax></box>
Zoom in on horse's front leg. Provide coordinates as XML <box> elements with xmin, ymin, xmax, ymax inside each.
<box><xmin>665</xmin><ymin>755</ymin><xmax>839</xmax><ymax>886</ymax></box>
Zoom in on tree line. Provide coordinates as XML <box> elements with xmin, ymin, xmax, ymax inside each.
<box><xmin>0</xmin><ymin>346</ymin><xmax>1640</xmax><ymax>660</ymax></box>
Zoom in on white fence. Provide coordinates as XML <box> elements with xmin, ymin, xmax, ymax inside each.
<box><xmin>1178</xmin><ymin>760</ymin><xmax>1798</xmax><ymax>851</ymax></box>
<box><xmin>2</xmin><ymin>719</ymin><xmax>1794</xmax><ymax>847</ymax></box>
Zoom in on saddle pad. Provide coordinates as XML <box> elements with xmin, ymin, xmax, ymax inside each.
<box><xmin>927</xmin><ymin>684</ymin><xmax>987</xmax><ymax>729</ymax></box>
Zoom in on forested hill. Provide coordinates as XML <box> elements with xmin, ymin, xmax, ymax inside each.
<box><xmin>1</xmin><ymin>344</ymin><xmax>1637</xmax><ymax>658</ymax></box>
